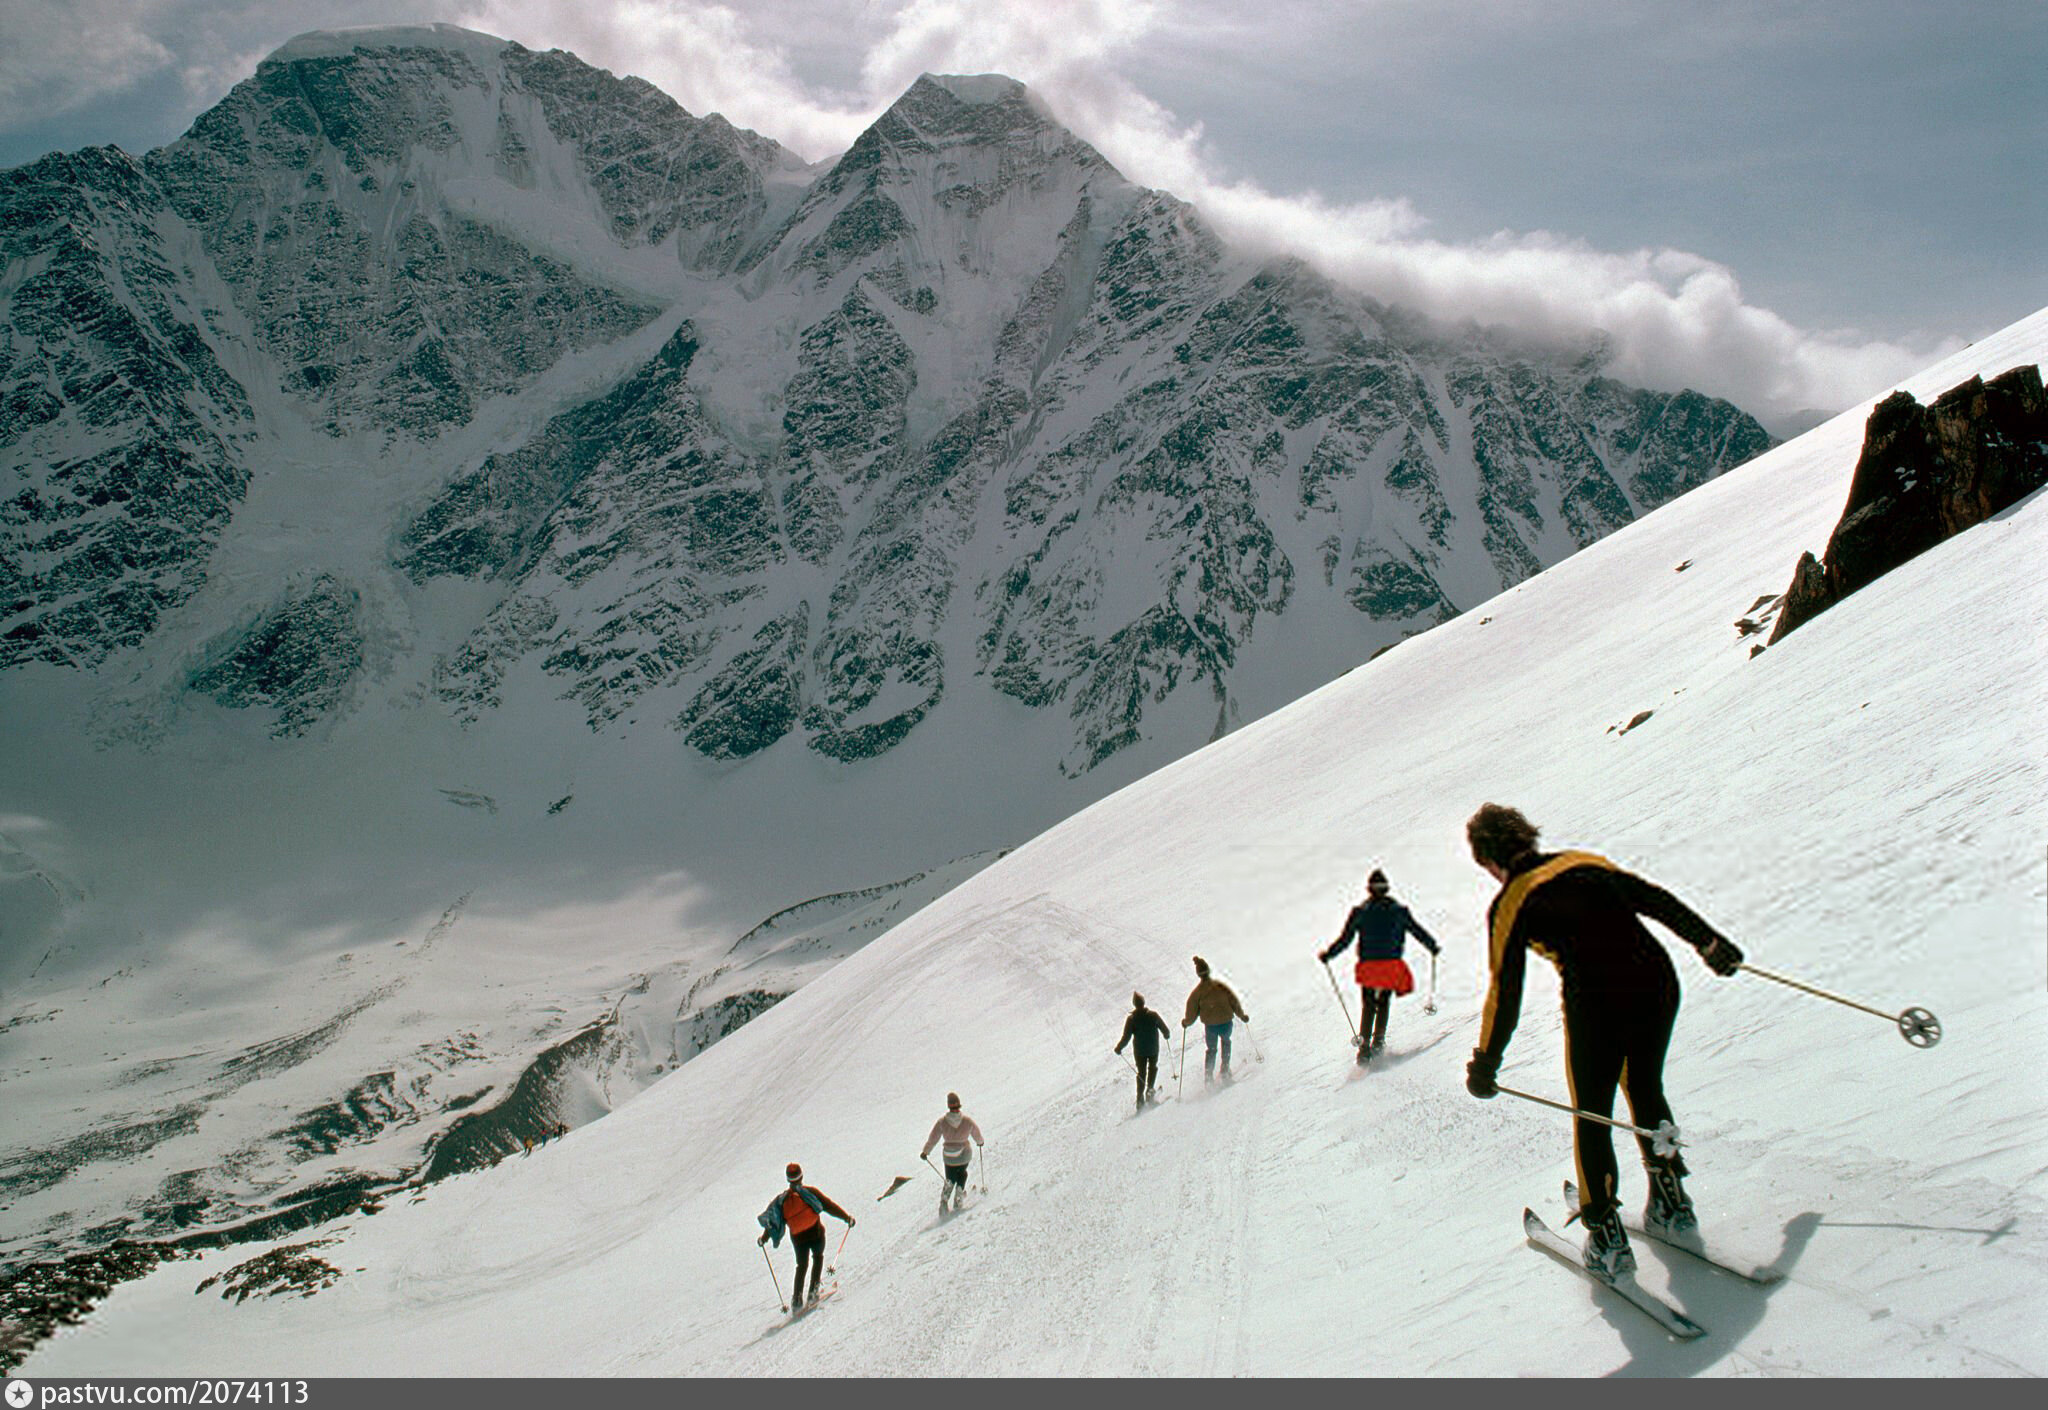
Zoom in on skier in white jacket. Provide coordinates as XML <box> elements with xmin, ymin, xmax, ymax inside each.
<box><xmin>920</xmin><ymin>1092</ymin><xmax>985</xmax><ymax>1214</ymax></box>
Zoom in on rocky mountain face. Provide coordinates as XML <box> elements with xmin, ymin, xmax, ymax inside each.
<box><xmin>0</xmin><ymin>28</ymin><xmax>1775</xmax><ymax>1274</ymax></box>
<box><xmin>1769</xmin><ymin>365</ymin><xmax>2047</xmax><ymax>642</ymax></box>
<box><xmin>2</xmin><ymin>30</ymin><xmax>1769</xmax><ymax>765</ymax></box>
<box><xmin>0</xmin><ymin>147</ymin><xmax>255</xmax><ymax>671</ymax></box>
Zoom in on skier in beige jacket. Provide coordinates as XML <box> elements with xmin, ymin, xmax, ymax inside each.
<box><xmin>1182</xmin><ymin>955</ymin><xmax>1250</xmax><ymax>1084</ymax></box>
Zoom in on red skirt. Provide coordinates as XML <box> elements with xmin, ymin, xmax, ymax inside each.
<box><xmin>1355</xmin><ymin>959</ymin><xmax>1415</xmax><ymax>994</ymax></box>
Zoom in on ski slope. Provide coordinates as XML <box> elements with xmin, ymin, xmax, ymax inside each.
<box><xmin>24</xmin><ymin>311</ymin><xmax>2048</xmax><ymax>1376</ymax></box>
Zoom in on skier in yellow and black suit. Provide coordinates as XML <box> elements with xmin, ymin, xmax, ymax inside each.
<box><xmin>1462</xmin><ymin>804</ymin><xmax>1744</xmax><ymax>1278</ymax></box>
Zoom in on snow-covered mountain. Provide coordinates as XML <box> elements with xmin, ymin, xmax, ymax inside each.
<box><xmin>20</xmin><ymin>309</ymin><xmax>2045</xmax><ymax>1378</ymax></box>
<box><xmin>0</xmin><ymin>25</ymin><xmax>1781</xmax><ymax>1271</ymax></box>
<box><xmin>4</xmin><ymin>32</ymin><xmax>1767</xmax><ymax>763</ymax></box>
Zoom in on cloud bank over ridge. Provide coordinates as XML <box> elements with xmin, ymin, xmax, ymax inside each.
<box><xmin>450</xmin><ymin>0</ymin><xmax>1956</xmax><ymax>423</ymax></box>
<box><xmin>3</xmin><ymin>0</ymin><xmax>1993</xmax><ymax>423</ymax></box>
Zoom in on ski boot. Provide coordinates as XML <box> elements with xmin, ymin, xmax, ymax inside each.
<box><xmin>1644</xmin><ymin>1160</ymin><xmax>1700</xmax><ymax>1244</ymax></box>
<box><xmin>1579</xmin><ymin>1204</ymin><xmax>1636</xmax><ymax>1280</ymax></box>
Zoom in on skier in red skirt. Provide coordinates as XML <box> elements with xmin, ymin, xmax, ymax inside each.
<box><xmin>1321</xmin><ymin>869</ymin><xmax>1441</xmax><ymax>1063</ymax></box>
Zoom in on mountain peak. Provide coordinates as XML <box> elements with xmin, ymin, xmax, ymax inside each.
<box><xmin>264</xmin><ymin>23</ymin><xmax>511</xmax><ymax>68</ymax></box>
<box><xmin>871</xmin><ymin>70</ymin><xmax>1071</xmax><ymax>149</ymax></box>
<box><xmin>910</xmin><ymin>72</ymin><xmax>1030</xmax><ymax>107</ymax></box>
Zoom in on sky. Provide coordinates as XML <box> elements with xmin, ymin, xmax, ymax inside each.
<box><xmin>0</xmin><ymin>0</ymin><xmax>2041</xmax><ymax>421</ymax></box>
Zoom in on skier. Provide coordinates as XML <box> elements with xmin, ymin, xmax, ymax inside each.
<box><xmin>920</xmin><ymin>1092</ymin><xmax>984</xmax><ymax>1214</ymax></box>
<box><xmin>1114</xmin><ymin>992</ymin><xmax>1172</xmax><ymax>1108</ymax></box>
<box><xmin>1320</xmin><ymin>867</ymin><xmax>1441</xmax><ymax>1063</ymax></box>
<box><xmin>1462</xmin><ymin>804</ymin><xmax>1744</xmax><ymax>1278</ymax></box>
<box><xmin>757</xmin><ymin>1162</ymin><xmax>854</xmax><ymax>1310</ymax></box>
<box><xmin>1182</xmin><ymin>956</ymin><xmax>1250</xmax><ymax>1084</ymax></box>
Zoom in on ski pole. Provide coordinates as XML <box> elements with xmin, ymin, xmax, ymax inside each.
<box><xmin>1176</xmin><ymin>1023</ymin><xmax>1187</xmax><ymax>1094</ymax></box>
<box><xmin>761</xmin><ymin>1241</ymin><xmax>787</xmax><ymax>1313</ymax></box>
<box><xmin>978</xmin><ymin>1144</ymin><xmax>989</xmax><ymax>1196</ymax></box>
<box><xmin>1495</xmin><ymin>1084</ymin><xmax>1683</xmax><ymax>1159</ymax></box>
<box><xmin>827</xmin><ymin>1221</ymin><xmax>852</xmax><ymax>1275</ymax></box>
<box><xmin>1322</xmin><ymin>959</ymin><xmax>1361</xmax><ymax>1047</ymax></box>
<box><xmin>1739</xmin><ymin>963</ymin><xmax>1941</xmax><ymax>1047</ymax></box>
<box><xmin>1245</xmin><ymin>1017</ymin><xmax>1264</xmax><ymax>1063</ymax></box>
<box><xmin>1424</xmin><ymin>954</ymin><xmax>1438</xmax><ymax>1015</ymax></box>
<box><xmin>1115</xmin><ymin>1048</ymin><xmax>1137</xmax><ymax>1073</ymax></box>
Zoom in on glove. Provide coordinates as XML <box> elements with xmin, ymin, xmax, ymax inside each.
<box><xmin>758</xmin><ymin>1232</ymin><xmax>768</xmax><ymax>1245</ymax></box>
<box><xmin>1466</xmin><ymin>1049</ymin><xmax>1501</xmax><ymax>1100</ymax></box>
<box><xmin>848</xmin><ymin>1217</ymin><xmax>856</xmax><ymax>1228</ymax></box>
<box><xmin>1701</xmin><ymin>936</ymin><xmax>1744</xmax><ymax>976</ymax></box>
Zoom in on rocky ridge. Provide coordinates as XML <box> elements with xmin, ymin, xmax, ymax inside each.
<box><xmin>2</xmin><ymin>40</ymin><xmax>1770</xmax><ymax>771</ymax></box>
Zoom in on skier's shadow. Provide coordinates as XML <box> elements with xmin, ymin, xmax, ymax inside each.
<box><xmin>1604</xmin><ymin>1211</ymin><xmax>1820</xmax><ymax>1376</ymax></box>
<box><xmin>1372</xmin><ymin>1032</ymin><xmax>1451</xmax><ymax>1070</ymax></box>
<box><xmin>1339</xmin><ymin>1031</ymin><xmax>1452</xmax><ymax>1083</ymax></box>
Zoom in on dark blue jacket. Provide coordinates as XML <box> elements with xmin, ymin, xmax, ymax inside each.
<box><xmin>1116</xmin><ymin>1006</ymin><xmax>1171</xmax><ymax>1059</ymax></box>
<box><xmin>1322</xmin><ymin>896</ymin><xmax>1441</xmax><ymax>963</ymax></box>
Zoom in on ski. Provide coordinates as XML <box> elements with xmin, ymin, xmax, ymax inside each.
<box><xmin>1564</xmin><ymin>1181</ymin><xmax>1784</xmax><ymax>1285</ymax></box>
<box><xmin>1523</xmin><ymin>1208</ymin><xmax>1707</xmax><ymax>1340</ymax></box>
<box><xmin>789</xmin><ymin>1283</ymin><xmax>838</xmax><ymax>1320</ymax></box>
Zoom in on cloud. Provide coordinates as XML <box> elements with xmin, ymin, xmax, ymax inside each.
<box><xmin>0</xmin><ymin>0</ymin><xmax>176</xmax><ymax>128</ymax></box>
<box><xmin>456</xmin><ymin>0</ymin><xmax>880</xmax><ymax>157</ymax></box>
<box><xmin>1094</xmin><ymin>133</ymin><xmax>1948</xmax><ymax>418</ymax></box>
<box><xmin>6</xmin><ymin>0</ymin><xmax>1966</xmax><ymax>420</ymax></box>
<box><xmin>452</xmin><ymin>0</ymin><xmax>1945</xmax><ymax>418</ymax></box>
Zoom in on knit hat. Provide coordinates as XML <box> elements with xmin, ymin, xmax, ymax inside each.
<box><xmin>947</xmin><ymin>1092</ymin><xmax>961</xmax><ymax>1110</ymax></box>
<box><xmin>1368</xmin><ymin>868</ymin><xmax>1389</xmax><ymax>892</ymax></box>
<box><xmin>1132</xmin><ymin>991</ymin><xmax>1145</xmax><ymax>1008</ymax></box>
<box><xmin>1193</xmin><ymin>956</ymin><xmax>1210</xmax><ymax>977</ymax></box>
<box><xmin>786</xmin><ymin>1162</ymin><xmax>802</xmax><ymax>1180</ymax></box>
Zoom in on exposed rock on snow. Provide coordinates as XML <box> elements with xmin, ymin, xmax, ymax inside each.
<box><xmin>1770</xmin><ymin>365</ymin><xmax>2047</xmax><ymax>643</ymax></box>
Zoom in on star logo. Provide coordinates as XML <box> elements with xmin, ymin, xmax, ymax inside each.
<box><xmin>5</xmin><ymin>1379</ymin><xmax>34</xmax><ymax>1409</ymax></box>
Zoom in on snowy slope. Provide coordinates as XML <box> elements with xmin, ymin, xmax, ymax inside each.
<box><xmin>25</xmin><ymin>312</ymin><xmax>2046</xmax><ymax>1376</ymax></box>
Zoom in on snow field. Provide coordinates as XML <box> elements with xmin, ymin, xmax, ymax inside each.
<box><xmin>22</xmin><ymin>312</ymin><xmax>2048</xmax><ymax>1376</ymax></box>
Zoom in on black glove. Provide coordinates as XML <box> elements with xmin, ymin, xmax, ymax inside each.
<box><xmin>758</xmin><ymin>1232</ymin><xmax>768</xmax><ymax>1245</ymax></box>
<box><xmin>1701</xmin><ymin>937</ymin><xmax>1744</xmax><ymax>976</ymax></box>
<box><xmin>848</xmin><ymin>1217</ymin><xmax>856</xmax><ymax>1228</ymax></box>
<box><xmin>1466</xmin><ymin>1049</ymin><xmax>1501</xmax><ymax>1100</ymax></box>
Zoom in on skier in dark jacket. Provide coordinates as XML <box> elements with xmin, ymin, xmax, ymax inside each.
<box><xmin>1320</xmin><ymin>868</ymin><xmax>1440</xmax><ymax>1064</ymax></box>
<box><xmin>757</xmin><ymin>1162</ymin><xmax>854</xmax><ymax>1310</ymax></box>
<box><xmin>1114</xmin><ymin>992</ymin><xmax>1172</xmax><ymax>1108</ymax></box>
<box><xmin>1462</xmin><ymin>804</ymin><xmax>1743</xmax><ymax>1279</ymax></box>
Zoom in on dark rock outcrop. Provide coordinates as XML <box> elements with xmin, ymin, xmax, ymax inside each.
<box><xmin>1769</xmin><ymin>366</ymin><xmax>2047</xmax><ymax>643</ymax></box>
